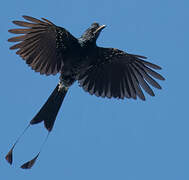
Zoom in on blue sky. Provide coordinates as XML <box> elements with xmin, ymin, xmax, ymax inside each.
<box><xmin>0</xmin><ymin>0</ymin><xmax>188</xmax><ymax>179</ymax></box>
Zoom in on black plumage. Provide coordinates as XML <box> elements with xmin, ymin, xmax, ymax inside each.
<box><xmin>6</xmin><ymin>16</ymin><xmax>165</xmax><ymax>169</ymax></box>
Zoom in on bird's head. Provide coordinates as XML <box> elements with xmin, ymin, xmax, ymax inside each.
<box><xmin>80</xmin><ymin>23</ymin><xmax>106</xmax><ymax>45</ymax></box>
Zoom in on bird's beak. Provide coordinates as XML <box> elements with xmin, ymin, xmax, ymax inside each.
<box><xmin>95</xmin><ymin>25</ymin><xmax>106</xmax><ymax>33</ymax></box>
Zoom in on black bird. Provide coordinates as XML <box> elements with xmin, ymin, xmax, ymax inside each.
<box><xmin>6</xmin><ymin>16</ymin><xmax>165</xmax><ymax>169</ymax></box>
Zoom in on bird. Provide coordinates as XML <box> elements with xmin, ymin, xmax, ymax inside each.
<box><xmin>5</xmin><ymin>15</ymin><xmax>165</xmax><ymax>169</ymax></box>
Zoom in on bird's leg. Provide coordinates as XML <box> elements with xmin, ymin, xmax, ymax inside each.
<box><xmin>58</xmin><ymin>75</ymin><xmax>69</xmax><ymax>92</ymax></box>
<box><xmin>58</xmin><ymin>79</ymin><xmax>66</xmax><ymax>91</ymax></box>
<box><xmin>59</xmin><ymin>73</ymin><xmax>75</xmax><ymax>91</ymax></box>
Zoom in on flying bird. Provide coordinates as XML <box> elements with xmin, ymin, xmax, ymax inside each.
<box><xmin>6</xmin><ymin>15</ymin><xmax>165</xmax><ymax>169</ymax></box>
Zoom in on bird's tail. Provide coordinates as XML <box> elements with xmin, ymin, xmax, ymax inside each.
<box><xmin>5</xmin><ymin>83</ymin><xmax>68</xmax><ymax>169</ymax></box>
<box><xmin>30</xmin><ymin>83</ymin><xmax>68</xmax><ymax>131</ymax></box>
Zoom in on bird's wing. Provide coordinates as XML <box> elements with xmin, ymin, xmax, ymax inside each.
<box><xmin>8</xmin><ymin>16</ymin><xmax>79</xmax><ymax>75</ymax></box>
<box><xmin>78</xmin><ymin>47</ymin><xmax>165</xmax><ymax>100</ymax></box>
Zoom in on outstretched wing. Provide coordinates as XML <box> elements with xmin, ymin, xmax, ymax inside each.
<box><xmin>8</xmin><ymin>16</ymin><xmax>79</xmax><ymax>75</ymax></box>
<box><xmin>78</xmin><ymin>48</ymin><xmax>165</xmax><ymax>100</ymax></box>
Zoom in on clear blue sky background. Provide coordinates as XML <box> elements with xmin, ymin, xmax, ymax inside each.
<box><xmin>0</xmin><ymin>0</ymin><xmax>188</xmax><ymax>179</ymax></box>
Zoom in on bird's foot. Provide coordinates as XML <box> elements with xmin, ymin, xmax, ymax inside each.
<box><xmin>58</xmin><ymin>81</ymin><xmax>69</xmax><ymax>92</ymax></box>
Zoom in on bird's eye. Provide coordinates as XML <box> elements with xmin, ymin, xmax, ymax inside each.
<box><xmin>91</xmin><ymin>22</ymin><xmax>100</xmax><ymax>28</ymax></box>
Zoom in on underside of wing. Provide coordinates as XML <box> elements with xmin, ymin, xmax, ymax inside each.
<box><xmin>78</xmin><ymin>48</ymin><xmax>165</xmax><ymax>100</ymax></box>
<box><xmin>8</xmin><ymin>15</ymin><xmax>78</xmax><ymax>75</ymax></box>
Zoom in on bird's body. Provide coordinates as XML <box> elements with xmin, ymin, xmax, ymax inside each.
<box><xmin>6</xmin><ymin>16</ymin><xmax>165</xmax><ymax>169</ymax></box>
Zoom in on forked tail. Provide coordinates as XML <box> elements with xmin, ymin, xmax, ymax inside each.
<box><xmin>5</xmin><ymin>83</ymin><xmax>68</xmax><ymax>169</ymax></box>
<box><xmin>30</xmin><ymin>83</ymin><xmax>68</xmax><ymax>131</ymax></box>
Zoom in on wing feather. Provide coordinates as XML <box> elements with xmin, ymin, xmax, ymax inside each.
<box><xmin>78</xmin><ymin>48</ymin><xmax>164</xmax><ymax>100</ymax></box>
<box><xmin>8</xmin><ymin>15</ymin><xmax>79</xmax><ymax>75</ymax></box>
